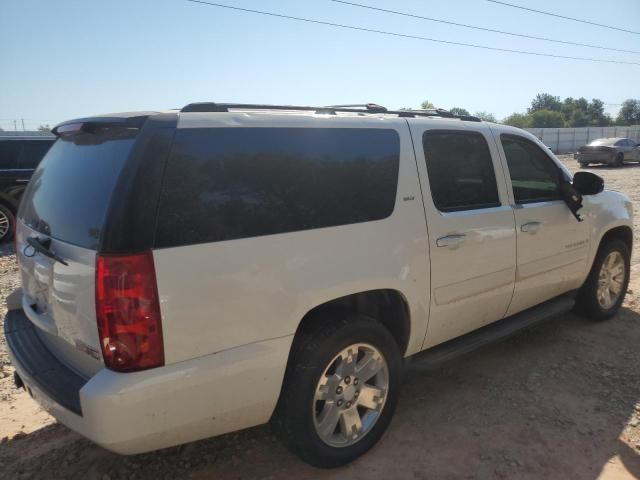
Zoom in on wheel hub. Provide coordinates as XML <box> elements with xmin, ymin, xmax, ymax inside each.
<box><xmin>312</xmin><ymin>343</ymin><xmax>389</xmax><ymax>448</ymax></box>
<box><xmin>340</xmin><ymin>383</ymin><xmax>356</xmax><ymax>403</ymax></box>
<box><xmin>597</xmin><ymin>251</ymin><xmax>625</xmax><ymax>309</ymax></box>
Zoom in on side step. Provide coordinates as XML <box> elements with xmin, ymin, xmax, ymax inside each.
<box><xmin>406</xmin><ymin>294</ymin><xmax>576</xmax><ymax>372</ymax></box>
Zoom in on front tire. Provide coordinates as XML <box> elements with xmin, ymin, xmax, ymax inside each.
<box><xmin>273</xmin><ymin>313</ymin><xmax>402</xmax><ymax>468</ymax></box>
<box><xmin>0</xmin><ymin>204</ymin><xmax>15</xmax><ymax>243</ymax></box>
<box><xmin>575</xmin><ymin>239</ymin><xmax>630</xmax><ymax>320</ymax></box>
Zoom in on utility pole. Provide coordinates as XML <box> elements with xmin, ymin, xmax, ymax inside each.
<box><xmin>13</xmin><ymin>120</ymin><xmax>17</xmax><ymax>131</ymax></box>
<box><xmin>21</xmin><ymin>119</ymin><xmax>25</xmax><ymax>131</ymax></box>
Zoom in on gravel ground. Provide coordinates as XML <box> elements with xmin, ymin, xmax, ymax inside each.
<box><xmin>1</xmin><ymin>155</ymin><xmax>640</xmax><ymax>479</ymax></box>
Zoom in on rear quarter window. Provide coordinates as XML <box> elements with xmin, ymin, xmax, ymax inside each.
<box><xmin>155</xmin><ymin>127</ymin><xmax>400</xmax><ymax>247</ymax></box>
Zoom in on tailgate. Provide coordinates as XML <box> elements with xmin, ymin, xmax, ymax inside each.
<box><xmin>16</xmin><ymin>223</ymin><xmax>102</xmax><ymax>378</ymax></box>
<box><xmin>14</xmin><ymin>120</ymin><xmax>142</xmax><ymax>377</ymax></box>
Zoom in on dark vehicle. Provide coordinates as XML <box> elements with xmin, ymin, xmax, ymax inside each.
<box><xmin>0</xmin><ymin>136</ymin><xmax>55</xmax><ymax>242</ymax></box>
<box><xmin>577</xmin><ymin>137</ymin><xmax>640</xmax><ymax>168</ymax></box>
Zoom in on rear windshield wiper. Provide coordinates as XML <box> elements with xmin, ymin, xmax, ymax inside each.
<box><xmin>25</xmin><ymin>236</ymin><xmax>69</xmax><ymax>266</ymax></box>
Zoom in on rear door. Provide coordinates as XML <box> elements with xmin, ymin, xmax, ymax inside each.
<box><xmin>16</xmin><ymin>126</ymin><xmax>139</xmax><ymax>377</ymax></box>
<box><xmin>410</xmin><ymin>122</ymin><xmax>517</xmax><ymax>349</ymax></box>
<box><xmin>494</xmin><ymin>131</ymin><xmax>590</xmax><ymax>316</ymax></box>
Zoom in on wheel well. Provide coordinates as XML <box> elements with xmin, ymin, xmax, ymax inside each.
<box><xmin>600</xmin><ymin>226</ymin><xmax>633</xmax><ymax>255</ymax></box>
<box><xmin>294</xmin><ymin>289</ymin><xmax>411</xmax><ymax>355</ymax></box>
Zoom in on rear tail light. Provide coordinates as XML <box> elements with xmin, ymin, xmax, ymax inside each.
<box><xmin>96</xmin><ymin>251</ymin><xmax>164</xmax><ymax>372</ymax></box>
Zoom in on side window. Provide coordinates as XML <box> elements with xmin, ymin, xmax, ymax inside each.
<box><xmin>155</xmin><ymin>128</ymin><xmax>400</xmax><ymax>248</ymax></box>
<box><xmin>500</xmin><ymin>134</ymin><xmax>562</xmax><ymax>204</ymax></box>
<box><xmin>0</xmin><ymin>141</ymin><xmax>22</xmax><ymax>169</ymax></box>
<box><xmin>18</xmin><ymin>141</ymin><xmax>54</xmax><ymax>169</ymax></box>
<box><xmin>422</xmin><ymin>130</ymin><xmax>500</xmax><ymax>212</ymax></box>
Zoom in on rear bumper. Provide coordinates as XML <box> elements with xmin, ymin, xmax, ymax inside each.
<box><xmin>5</xmin><ymin>309</ymin><xmax>292</xmax><ymax>454</ymax></box>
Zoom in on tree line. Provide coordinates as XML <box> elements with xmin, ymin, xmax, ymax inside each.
<box><xmin>421</xmin><ymin>96</ymin><xmax>640</xmax><ymax>128</ymax></box>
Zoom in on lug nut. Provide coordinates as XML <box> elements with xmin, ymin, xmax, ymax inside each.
<box><xmin>344</xmin><ymin>376</ymin><xmax>351</xmax><ymax>384</ymax></box>
<box><xmin>345</xmin><ymin>401</ymin><xmax>352</xmax><ymax>408</ymax></box>
<box><xmin>336</xmin><ymin>386</ymin><xmax>343</xmax><ymax>395</ymax></box>
<box><xmin>354</xmin><ymin>378</ymin><xmax>359</xmax><ymax>386</ymax></box>
<box><xmin>337</xmin><ymin>399</ymin><xmax>343</xmax><ymax>407</ymax></box>
<box><xmin>354</xmin><ymin>390</ymin><xmax>359</xmax><ymax>398</ymax></box>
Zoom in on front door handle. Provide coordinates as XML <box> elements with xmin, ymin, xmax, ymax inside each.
<box><xmin>521</xmin><ymin>221</ymin><xmax>542</xmax><ymax>233</ymax></box>
<box><xmin>436</xmin><ymin>234</ymin><xmax>466</xmax><ymax>249</ymax></box>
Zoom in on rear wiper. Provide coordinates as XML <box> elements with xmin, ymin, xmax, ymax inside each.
<box><xmin>25</xmin><ymin>236</ymin><xmax>69</xmax><ymax>266</ymax></box>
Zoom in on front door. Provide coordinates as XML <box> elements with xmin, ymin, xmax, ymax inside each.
<box><xmin>410</xmin><ymin>124</ymin><xmax>517</xmax><ymax>349</ymax></box>
<box><xmin>494</xmin><ymin>132</ymin><xmax>590</xmax><ymax>316</ymax></box>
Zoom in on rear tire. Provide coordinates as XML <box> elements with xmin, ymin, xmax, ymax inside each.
<box><xmin>575</xmin><ymin>239</ymin><xmax>630</xmax><ymax>320</ymax></box>
<box><xmin>0</xmin><ymin>204</ymin><xmax>15</xmax><ymax>243</ymax></box>
<box><xmin>272</xmin><ymin>313</ymin><xmax>402</xmax><ymax>468</ymax></box>
<box><xmin>613</xmin><ymin>152</ymin><xmax>624</xmax><ymax>167</ymax></box>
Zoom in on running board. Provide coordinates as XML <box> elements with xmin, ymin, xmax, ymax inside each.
<box><xmin>406</xmin><ymin>294</ymin><xmax>576</xmax><ymax>372</ymax></box>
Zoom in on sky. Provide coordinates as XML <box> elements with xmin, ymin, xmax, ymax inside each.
<box><xmin>1</xmin><ymin>0</ymin><xmax>639</xmax><ymax>130</ymax></box>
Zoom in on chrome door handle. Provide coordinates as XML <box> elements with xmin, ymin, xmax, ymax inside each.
<box><xmin>436</xmin><ymin>234</ymin><xmax>466</xmax><ymax>248</ymax></box>
<box><xmin>521</xmin><ymin>221</ymin><xmax>541</xmax><ymax>233</ymax></box>
<box><xmin>15</xmin><ymin>179</ymin><xmax>29</xmax><ymax>183</ymax></box>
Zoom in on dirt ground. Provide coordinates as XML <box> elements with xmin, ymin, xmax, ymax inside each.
<box><xmin>1</xmin><ymin>155</ymin><xmax>640</xmax><ymax>480</ymax></box>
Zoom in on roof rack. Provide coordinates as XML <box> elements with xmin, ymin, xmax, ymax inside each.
<box><xmin>179</xmin><ymin>102</ymin><xmax>482</xmax><ymax>122</ymax></box>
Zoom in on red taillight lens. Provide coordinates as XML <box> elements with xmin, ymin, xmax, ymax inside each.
<box><xmin>96</xmin><ymin>251</ymin><xmax>164</xmax><ymax>372</ymax></box>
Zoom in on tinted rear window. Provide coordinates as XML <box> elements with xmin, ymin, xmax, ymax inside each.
<box><xmin>155</xmin><ymin>127</ymin><xmax>400</xmax><ymax>248</ymax></box>
<box><xmin>423</xmin><ymin>130</ymin><xmax>500</xmax><ymax>212</ymax></box>
<box><xmin>19</xmin><ymin>130</ymin><xmax>136</xmax><ymax>249</ymax></box>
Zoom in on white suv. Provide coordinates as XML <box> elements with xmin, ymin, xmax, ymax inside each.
<box><xmin>5</xmin><ymin>103</ymin><xmax>633</xmax><ymax>467</ymax></box>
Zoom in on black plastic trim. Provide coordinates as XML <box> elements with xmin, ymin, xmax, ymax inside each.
<box><xmin>4</xmin><ymin>309</ymin><xmax>87</xmax><ymax>416</ymax></box>
<box><xmin>406</xmin><ymin>293</ymin><xmax>576</xmax><ymax>372</ymax></box>
<box><xmin>99</xmin><ymin>113</ymin><xmax>178</xmax><ymax>253</ymax></box>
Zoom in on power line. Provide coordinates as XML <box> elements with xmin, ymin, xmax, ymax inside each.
<box><xmin>329</xmin><ymin>0</ymin><xmax>640</xmax><ymax>55</ymax></box>
<box><xmin>485</xmin><ymin>0</ymin><xmax>640</xmax><ymax>36</ymax></box>
<box><xmin>184</xmin><ymin>1</ymin><xmax>640</xmax><ymax>66</ymax></box>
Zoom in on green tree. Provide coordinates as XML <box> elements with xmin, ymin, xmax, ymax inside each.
<box><xmin>529</xmin><ymin>93</ymin><xmax>562</xmax><ymax>113</ymax></box>
<box><xmin>474</xmin><ymin>111</ymin><xmax>497</xmax><ymax>122</ymax></box>
<box><xmin>38</xmin><ymin>124</ymin><xmax>51</xmax><ymax>132</ymax></box>
<box><xmin>616</xmin><ymin>99</ymin><xmax>640</xmax><ymax>126</ymax></box>
<box><xmin>502</xmin><ymin>113</ymin><xmax>530</xmax><ymax>128</ymax></box>
<box><xmin>567</xmin><ymin>109</ymin><xmax>589</xmax><ymax>127</ymax></box>
<box><xmin>587</xmin><ymin>99</ymin><xmax>611</xmax><ymax>126</ymax></box>
<box><xmin>449</xmin><ymin>107</ymin><xmax>470</xmax><ymax>116</ymax></box>
<box><xmin>421</xmin><ymin>100</ymin><xmax>435</xmax><ymax>109</ymax></box>
<box><xmin>529</xmin><ymin>109</ymin><xmax>565</xmax><ymax>128</ymax></box>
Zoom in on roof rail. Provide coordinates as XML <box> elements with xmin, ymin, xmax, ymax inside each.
<box><xmin>179</xmin><ymin>102</ymin><xmax>482</xmax><ymax>122</ymax></box>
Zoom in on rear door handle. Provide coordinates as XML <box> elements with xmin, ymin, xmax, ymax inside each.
<box><xmin>521</xmin><ymin>221</ymin><xmax>541</xmax><ymax>233</ymax></box>
<box><xmin>436</xmin><ymin>234</ymin><xmax>466</xmax><ymax>248</ymax></box>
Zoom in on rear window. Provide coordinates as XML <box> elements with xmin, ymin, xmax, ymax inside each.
<box><xmin>19</xmin><ymin>129</ymin><xmax>136</xmax><ymax>249</ymax></box>
<box><xmin>155</xmin><ymin>127</ymin><xmax>400</xmax><ymax>248</ymax></box>
<box><xmin>422</xmin><ymin>130</ymin><xmax>500</xmax><ymax>212</ymax></box>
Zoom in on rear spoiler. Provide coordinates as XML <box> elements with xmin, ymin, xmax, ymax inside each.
<box><xmin>52</xmin><ymin>114</ymin><xmax>155</xmax><ymax>138</ymax></box>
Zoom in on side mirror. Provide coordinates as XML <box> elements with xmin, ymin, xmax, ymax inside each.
<box><xmin>573</xmin><ymin>171</ymin><xmax>604</xmax><ymax>195</ymax></box>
